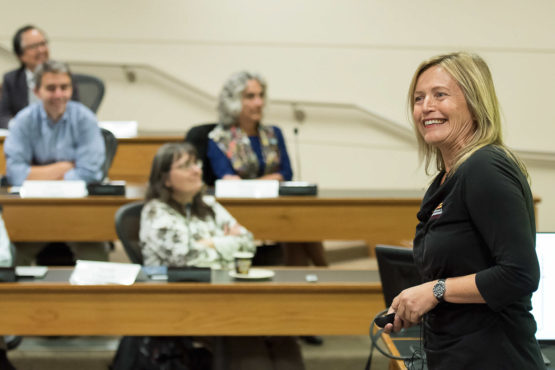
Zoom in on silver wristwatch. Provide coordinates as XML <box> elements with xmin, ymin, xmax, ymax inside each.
<box><xmin>433</xmin><ymin>279</ymin><xmax>446</xmax><ymax>303</ymax></box>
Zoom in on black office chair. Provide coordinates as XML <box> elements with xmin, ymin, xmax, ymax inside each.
<box><xmin>375</xmin><ymin>244</ymin><xmax>423</xmax><ymax>307</ymax></box>
<box><xmin>100</xmin><ymin>128</ymin><xmax>118</xmax><ymax>181</ymax></box>
<box><xmin>72</xmin><ymin>73</ymin><xmax>105</xmax><ymax>113</ymax></box>
<box><xmin>115</xmin><ymin>201</ymin><xmax>144</xmax><ymax>264</ymax></box>
<box><xmin>184</xmin><ymin>123</ymin><xmax>218</xmax><ymax>186</ymax></box>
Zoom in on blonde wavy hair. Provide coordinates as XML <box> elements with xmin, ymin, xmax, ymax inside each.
<box><xmin>407</xmin><ymin>51</ymin><xmax>527</xmax><ymax>178</ymax></box>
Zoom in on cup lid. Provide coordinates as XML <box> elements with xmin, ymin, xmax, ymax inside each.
<box><xmin>233</xmin><ymin>251</ymin><xmax>254</xmax><ymax>258</ymax></box>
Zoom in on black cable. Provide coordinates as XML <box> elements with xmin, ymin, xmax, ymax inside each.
<box><xmin>364</xmin><ymin>310</ymin><xmax>425</xmax><ymax>370</ymax></box>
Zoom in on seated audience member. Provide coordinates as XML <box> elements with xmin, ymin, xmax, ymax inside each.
<box><xmin>0</xmin><ymin>25</ymin><xmax>79</xmax><ymax>129</ymax></box>
<box><xmin>4</xmin><ymin>60</ymin><xmax>107</xmax><ymax>265</ymax></box>
<box><xmin>140</xmin><ymin>142</ymin><xmax>255</xmax><ymax>267</ymax></box>
<box><xmin>207</xmin><ymin>71</ymin><xmax>328</xmax><ymax>268</ymax></box>
<box><xmin>120</xmin><ymin>142</ymin><xmax>304</xmax><ymax>370</ymax></box>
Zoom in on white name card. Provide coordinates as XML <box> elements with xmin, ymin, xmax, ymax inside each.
<box><xmin>215</xmin><ymin>180</ymin><xmax>279</xmax><ymax>198</ymax></box>
<box><xmin>98</xmin><ymin>121</ymin><xmax>138</xmax><ymax>138</ymax></box>
<box><xmin>15</xmin><ymin>266</ymin><xmax>48</xmax><ymax>278</ymax></box>
<box><xmin>20</xmin><ymin>180</ymin><xmax>88</xmax><ymax>198</ymax></box>
<box><xmin>69</xmin><ymin>260</ymin><xmax>142</xmax><ymax>285</ymax></box>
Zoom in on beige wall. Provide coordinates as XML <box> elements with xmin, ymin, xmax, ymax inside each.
<box><xmin>1</xmin><ymin>0</ymin><xmax>554</xmax><ymax>230</ymax></box>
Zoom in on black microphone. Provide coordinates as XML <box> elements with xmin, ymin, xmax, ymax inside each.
<box><xmin>185</xmin><ymin>203</ymin><xmax>192</xmax><ymax>251</ymax></box>
<box><xmin>293</xmin><ymin>126</ymin><xmax>302</xmax><ymax>181</ymax></box>
<box><xmin>292</xmin><ymin>103</ymin><xmax>305</xmax><ymax>182</ymax></box>
<box><xmin>185</xmin><ymin>203</ymin><xmax>192</xmax><ymax>220</ymax></box>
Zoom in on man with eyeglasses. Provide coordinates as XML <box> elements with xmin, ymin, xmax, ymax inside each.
<box><xmin>0</xmin><ymin>25</ymin><xmax>79</xmax><ymax>128</ymax></box>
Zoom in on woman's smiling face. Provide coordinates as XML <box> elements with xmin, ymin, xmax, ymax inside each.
<box><xmin>413</xmin><ymin>65</ymin><xmax>476</xmax><ymax>159</ymax></box>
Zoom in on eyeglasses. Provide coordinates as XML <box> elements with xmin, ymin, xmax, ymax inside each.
<box><xmin>23</xmin><ymin>40</ymin><xmax>48</xmax><ymax>51</ymax></box>
<box><xmin>172</xmin><ymin>159</ymin><xmax>203</xmax><ymax>171</ymax></box>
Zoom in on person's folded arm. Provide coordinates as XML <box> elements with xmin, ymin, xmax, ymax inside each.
<box><xmin>209</xmin><ymin>199</ymin><xmax>256</xmax><ymax>261</ymax></box>
<box><xmin>257</xmin><ymin>173</ymin><xmax>283</xmax><ymax>181</ymax></box>
<box><xmin>139</xmin><ymin>201</ymin><xmax>199</xmax><ymax>266</ymax></box>
<box><xmin>207</xmin><ymin>139</ymin><xmax>239</xmax><ymax>179</ymax></box>
<box><xmin>27</xmin><ymin>161</ymin><xmax>75</xmax><ymax>180</ymax></box>
<box><xmin>63</xmin><ymin>110</ymin><xmax>105</xmax><ymax>183</ymax></box>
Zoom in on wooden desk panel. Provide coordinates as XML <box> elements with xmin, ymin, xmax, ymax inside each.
<box><xmin>223</xmin><ymin>197</ymin><xmax>420</xmax><ymax>246</ymax></box>
<box><xmin>0</xmin><ymin>187</ymin><xmax>422</xmax><ymax>246</ymax></box>
<box><xmin>1</xmin><ymin>186</ymin><xmax>145</xmax><ymax>242</ymax></box>
<box><xmin>108</xmin><ymin>136</ymin><xmax>182</xmax><ymax>183</ymax></box>
<box><xmin>0</xmin><ymin>188</ymin><xmax>540</xmax><ymax>249</ymax></box>
<box><xmin>3</xmin><ymin>200</ymin><xmax>122</xmax><ymax>241</ymax></box>
<box><xmin>0</xmin><ymin>269</ymin><xmax>384</xmax><ymax>336</ymax></box>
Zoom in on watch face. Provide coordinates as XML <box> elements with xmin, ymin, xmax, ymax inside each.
<box><xmin>433</xmin><ymin>280</ymin><xmax>446</xmax><ymax>300</ymax></box>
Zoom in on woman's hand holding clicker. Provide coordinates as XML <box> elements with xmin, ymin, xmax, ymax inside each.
<box><xmin>384</xmin><ymin>281</ymin><xmax>439</xmax><ymax>333</ymax></box>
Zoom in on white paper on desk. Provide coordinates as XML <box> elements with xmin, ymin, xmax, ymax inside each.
<box><xmin>215</xmin><ymin>179</ymin><xmax>279</xmax><ymax>198</ymax></box>
<box><xmin>70</xmin><ymin>260</ymin><xmax>142</xmax><ymax>285</ymax></box>
<box><xmin>16</xmin><ymin>266</ymin><xmax>48</xmax><ymax>278</ymax></box>
<box><xmin>98</xmin><ymin>121</ymin><xmax>138</xmax><ymax>138</ymax></box>
<box><xmin>20</xmin><ymin>180</ymin><xmax>88</xmax><ymax>198</ymax></box>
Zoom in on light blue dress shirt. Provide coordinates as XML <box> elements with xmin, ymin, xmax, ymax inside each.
<box><xmin>4</xmin><ymin>101</ymin><xmax>105</xmax><ymax>186</ymax></box>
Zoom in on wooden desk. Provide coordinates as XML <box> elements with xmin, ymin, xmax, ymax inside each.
<box><xmin>0</xmin><ymin>185</ymin><xmax>146</xmax><ymax>242</ymax></box>
<box><xmin>0</xmin><ymin>188</ymin><xmax>540</xmax><ymax>250</ymax></box>
<box><xmin>0</xmin><ymin>134</ymin><xmax>183</xmax><ymax>183</ymax></box>
<box><xmin>107</xmin><ymin>135</ymin><xmax>183</xmax><ymax>182</ymax></box>
<box><xmin>0</xmin><ymin>268</ymin><xmax>384</xmax><ymax>336</ymax></box>
<box><xmin>0</xmin><ymin>187</ymin><xmax>423</xmax><ymax>247</ymax></box>
<box><xmin>221</xmin><ymin>189</ymin><xmax>425</xmax><ymax>248</ymax></box>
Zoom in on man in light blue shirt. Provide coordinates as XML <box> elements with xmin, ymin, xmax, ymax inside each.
<box><xmin>3</xmin><ymin>60</ymin><xmax>107</xmax><ymax>265</ymax></box>
<box><xmin>4</xmin><ymin>60</ymin><xmax>104</xmax><ymax>186</ymax></box>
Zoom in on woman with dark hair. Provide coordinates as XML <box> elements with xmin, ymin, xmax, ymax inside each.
<box><xmin>134</xmin><ymin>142</ymin><xmax>305</xmax><ymax>370</ymax></box>
<box><xmin>207</xmin><ymin>70</ymin><xmax>328</xmax><ymax>268</ymax></box>
<box><xmin>140</xmin><ymin>142</ymin><xmax>255</xmax><ymax>267</ymax></box>
<box><xmin>384</xmin><ymin>52</ymin><xmax>544</xmax><ymax>369</ymax></box>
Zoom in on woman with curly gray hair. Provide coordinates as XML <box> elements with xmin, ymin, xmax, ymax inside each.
<box><xmin>208</xmin><ymin>70</ymin><xmax>291</xmax><ymax>180</ymax></box>
<box><xmin>207</xmin><ymin>71</ymin><xmax>328</xmax><ymax>270</ymax></box>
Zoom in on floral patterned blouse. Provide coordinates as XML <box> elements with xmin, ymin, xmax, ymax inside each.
<box><xmin>139</xmin><ymin>196</ymin><xmax>255</xmax><ymax>268</ymax></box>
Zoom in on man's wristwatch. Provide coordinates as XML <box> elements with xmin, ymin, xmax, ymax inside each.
<box><xmin>433</xmin><ymin>279</ymin><xmax>446</xmax><ymax>303</ymax></box>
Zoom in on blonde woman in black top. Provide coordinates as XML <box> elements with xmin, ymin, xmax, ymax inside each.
<box><xmin>384</xmin><ymin>52</ymin><xmax>544</xmax><ymax>369</ymax></box>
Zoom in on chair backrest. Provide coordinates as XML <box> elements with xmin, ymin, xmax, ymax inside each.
<box><xmin>184</xmin><ymin>123</ymin><xmax>218</xmax><ymax>186</ymax></box>
<box><xmin>72</xmin><ymin>73</ymin><xmax>105</xmax><ymax>113</ymax></box>
<box><xmin>100</xmin><ymin>128</ymin><xmax>118</xmax><ymax>181</ymax></box>
<box><xmin>375</xmin><ymin>244</ymin><xmax>423</xmax><ymax>307</ymax></box>
<box><xmin>115</xmin><ymin>201</ymin><xmax>144</xmax><ymax>264</ymax></box>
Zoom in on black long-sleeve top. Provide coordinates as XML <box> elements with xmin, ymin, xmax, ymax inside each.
<box><xmin>413</xmin><ymin>145</ymin><xmax>544</xmax><ymax>369</ymax></box>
